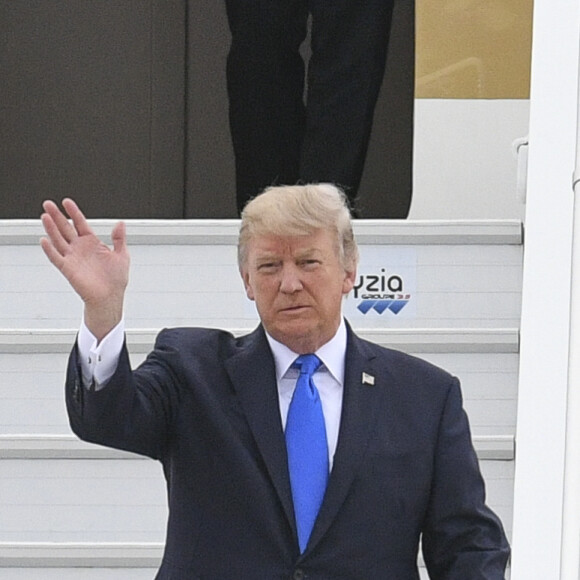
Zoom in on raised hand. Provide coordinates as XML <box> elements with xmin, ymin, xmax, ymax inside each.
<box><xmin>40</xmin><ymin>198</ymin><xmax>130</xmax><ymax>341</ymax></box>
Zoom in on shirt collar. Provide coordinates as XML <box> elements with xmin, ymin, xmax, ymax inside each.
<box><xmin>265</xmin><ymin>319</ymin><xmax>347</xmax><ymax>385</ymax></box>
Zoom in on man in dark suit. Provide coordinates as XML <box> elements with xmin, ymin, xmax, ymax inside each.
<box><xmin>40</xmin><ymin>184</ymin><xmax>509</xmax><ymax>578</ymax></box>
<box><xmin>225</xmin><ymin>1</ymin><xmax>398</xmax><ymax>215</ymax></box>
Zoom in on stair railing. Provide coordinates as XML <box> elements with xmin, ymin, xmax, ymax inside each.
<box><xmin>559</xmin><ymin>30</ymin><xmax>580</xmax><ymax>580</ymax></box>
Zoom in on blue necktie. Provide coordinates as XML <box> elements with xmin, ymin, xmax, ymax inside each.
<box><xmin>285</xmin><ymin>354</ymin><xmax>329</xmax><ymax>553</ymax></box>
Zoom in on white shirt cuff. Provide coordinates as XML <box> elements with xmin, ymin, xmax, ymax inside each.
<box><xmin>78</xmin><ymin>317</ymin><xmax>125</xmax><ymax>389</ymax></box>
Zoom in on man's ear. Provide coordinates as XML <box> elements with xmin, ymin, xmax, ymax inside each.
<box><xmin>342</xmin><ymin>268</ymin><xmax>356</xmax><ymax>295</ymax></box>
<box><xmin>241</xmin><ymin>269</ymin><xmax>255</xmax><ymax>301</ymax></box>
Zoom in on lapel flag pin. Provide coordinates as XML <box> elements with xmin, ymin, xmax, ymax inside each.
<box><xmin>362</xmin><ymin>372</ymin><xmax>375</xmax><ymax>386</ymax></box>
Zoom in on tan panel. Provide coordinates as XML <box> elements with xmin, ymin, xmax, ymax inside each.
<box><xmin>416</xmin><ymin>0</ymin><xmax>533</xmax><ymax>99</ymax></box>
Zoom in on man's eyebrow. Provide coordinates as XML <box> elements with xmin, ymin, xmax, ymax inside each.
<box><xmin>253</xmin><ymin>247</ymin><xmax>323</xmax><ymax>263</ymax></box>
<box><xmin>295</xmin><ymin>248</ymin><xmax>323</xmax><ymax>259</ymax></box>
<box><xmin>254</xmin><ymin>252</ymin><xmax>281</xmax><ymax>263</ymax></box>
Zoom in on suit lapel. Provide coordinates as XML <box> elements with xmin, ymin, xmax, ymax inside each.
<box><xmin>224</xmin><ymin>327</ymin><xmax>296</xmax><ymax>532</ymax></box>
<box><xmin>308</xmin><ymin>328</ymin><xmax>382</xmax><ymax>551</ymax></box>
<box><xmin>223</xmin><ymin>325</ymin><xmax>384</xmax><ymax>554</ymax></box>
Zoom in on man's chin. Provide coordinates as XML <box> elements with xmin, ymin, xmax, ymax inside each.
<box><xmin>268</xmin><ymin>321</ymin><xmax>326</xmax><ymax>352</ymax></box>
<box><xmin>274</xmin><ymin>322</ymin><xmax>312</xmax><ymax>339</ymax></box>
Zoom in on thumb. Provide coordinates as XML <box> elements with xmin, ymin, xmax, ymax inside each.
<box><xmin>111</xmin><ymin>221</ymin><xmax>128</xmax><ymax>255</ymax></box>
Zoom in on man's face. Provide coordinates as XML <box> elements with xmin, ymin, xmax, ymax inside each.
<box><xmin>241</xmin><ymin>229</ymin><xmax>356</xmax><ymax>354</ymax></box>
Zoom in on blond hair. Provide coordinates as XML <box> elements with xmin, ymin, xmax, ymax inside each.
<box><xmin>238</xmin><ymin>183</ymin><xmax>359</xmax><ymax>272</ymax></box>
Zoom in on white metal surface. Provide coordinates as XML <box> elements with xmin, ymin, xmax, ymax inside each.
<box><xmin>0</xmin><ymin>228</ymin><xmax>523</xmax><ymax>330</ymax></box>
<box><xmin>0</xmin><ymin>218</ymin><xmax>523</xmax><ymax>246</ymax></box>
<box><xmin>559</xmin><ymin>33</ymin><xmax>580</xmax><ymax>578</ymax></box>
<box><xmin>510</xmin><ymin>0</ymin><xmax>580</xmax><ymax>578</ymax></box>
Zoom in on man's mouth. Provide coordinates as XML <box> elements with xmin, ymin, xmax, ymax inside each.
<box><xmin>280</xmin><ymin>305</ymin><xmax>309</xmax><ymax>313</ymax></box>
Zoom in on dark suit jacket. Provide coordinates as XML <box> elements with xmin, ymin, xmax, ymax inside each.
<box><xmin>66</xmin><ymin>324</ymin><xmax>509</xmax><ymax>579</ymax></box>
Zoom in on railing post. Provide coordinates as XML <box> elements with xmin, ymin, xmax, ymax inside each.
<box><xmin>559</xmin><ymin>32</ymin><xmax>580</xmax><ymax>579</ymax></box>
<box><xmin>510</xmin><ymin>0</ymin><xmax>579</xmax><ymax>577</ymax></box>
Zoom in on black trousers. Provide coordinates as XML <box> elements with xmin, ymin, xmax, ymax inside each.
<box><xmin>225</xmin><ymin>0</ymin><xmax>395</xmax><ymax>214</ymax></box>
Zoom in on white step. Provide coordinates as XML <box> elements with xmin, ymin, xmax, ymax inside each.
<box><xmin>0</xmin><ymin>459</ymin><xmax>512</xmax><ymax>569</ymax></box>
<box><xmin>0</xmin><ymin>327</ymin><xmax>517</xmax><ymax>567</ymax></box>
<box><xmin>0</xmin><ymin>328</ymin><xmax>518</xmax><ymax>439</ymax></box>
<box><xmin>1</xmin><ymin>219</ymin><xmax>523</xmax><ymax>329</ymax></box>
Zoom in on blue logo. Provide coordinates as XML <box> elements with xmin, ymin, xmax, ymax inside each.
<box><xmin>357</xmin><ymin>296</ymin><xmax>411</xmax><ymax>315</ymax></box>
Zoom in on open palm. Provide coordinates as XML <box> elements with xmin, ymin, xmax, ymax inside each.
<box><xmin>41</xmin><ymin>198</ymin><xmax>130</xmax><ymax>339</ymax></box>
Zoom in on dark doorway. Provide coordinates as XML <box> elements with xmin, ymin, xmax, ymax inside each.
<box><xmin>1</xmin><ymin>0</ymin><xmax>413</xmax><ymax>219</ymax></box>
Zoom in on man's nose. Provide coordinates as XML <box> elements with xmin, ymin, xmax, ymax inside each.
<box><xmin>279</xmin><ymin>265</ymin><xmax>303</xmax><ymax>293</ymax></box>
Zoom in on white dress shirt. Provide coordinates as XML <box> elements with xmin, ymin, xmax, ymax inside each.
<box><xmin>77</xmin><ymin>319</ymin><xmax>347</xmax><ymax>469</ymax></box>
<box><xmin>77</xmin><ymin>316</ymin><xmax>125</xmax><ymax>388</ymax></box>
<box><xmin>265</xmin><ymin>321</ymin><xmax>346</xmax><ymax>470</ymax></box>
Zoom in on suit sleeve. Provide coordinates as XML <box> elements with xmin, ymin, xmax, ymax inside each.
<box><xmin>421</xmin><ymin>377</ymin><xmax>510</xmax><ymax>579</ymax></box>
<box><xmin>65</xmin><ymin>330</ymin><xmax>182</xmax><ymax>460</ymax></box>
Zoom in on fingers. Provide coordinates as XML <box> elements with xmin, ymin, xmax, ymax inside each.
<box><xmin>41</xmin><ymin>200</ymin><xmax>78</xmax><ymax>243</ymax></box>
<box><xmin>62</xmin><ymin>198</ymin><xmax>94</xmax><ymax>237</ymax></box>
<box><xmin>111</xmin><ymin>221</ymin><xmax>128</xmax><ymax>256</ymax></box>
<box><xmin>40</xmin><ymin>209</ymin><xmax>71</xmax><ymax>257</ymax></box>
<box><xmin>41</xmin><ymin>198</ymin><xmax>98</xmax><ymax>255</ymax></box>
<box><xmin>39</xmin><ymin>235</ymin><xmax>65</xmax><ymax>270</ymax></box>
<box><xmin>40</xmin><ymin>198</ymin><xmax>129</xmax><ymax>265</ymax></box>
<box><xmin>41</xmin><ymin>198</ymin><xmax>95</xmax><ymax>239</ymax></box>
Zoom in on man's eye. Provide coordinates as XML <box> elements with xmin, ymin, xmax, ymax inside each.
<box><xmin>258</xmin><ymin>263</ymin><xmax>278</xmax><ymax>272</ymax></box>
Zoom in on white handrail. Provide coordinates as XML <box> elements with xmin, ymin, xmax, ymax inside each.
<box><xmin>559</xmin><ymin>31</ymin><xmax>580</xmax><ymax>580</ymax></box>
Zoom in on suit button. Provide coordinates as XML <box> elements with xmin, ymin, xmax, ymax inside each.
<box><xmin>292</xmin><ymin>569</ymin><xmax>305</xmax><ymax>580</ymax></box>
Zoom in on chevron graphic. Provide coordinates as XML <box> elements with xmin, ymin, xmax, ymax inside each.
<box><xmin>357</xmin><ymin>298</ymin><xmax>410</xmax><ymax>315</ymax></box>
